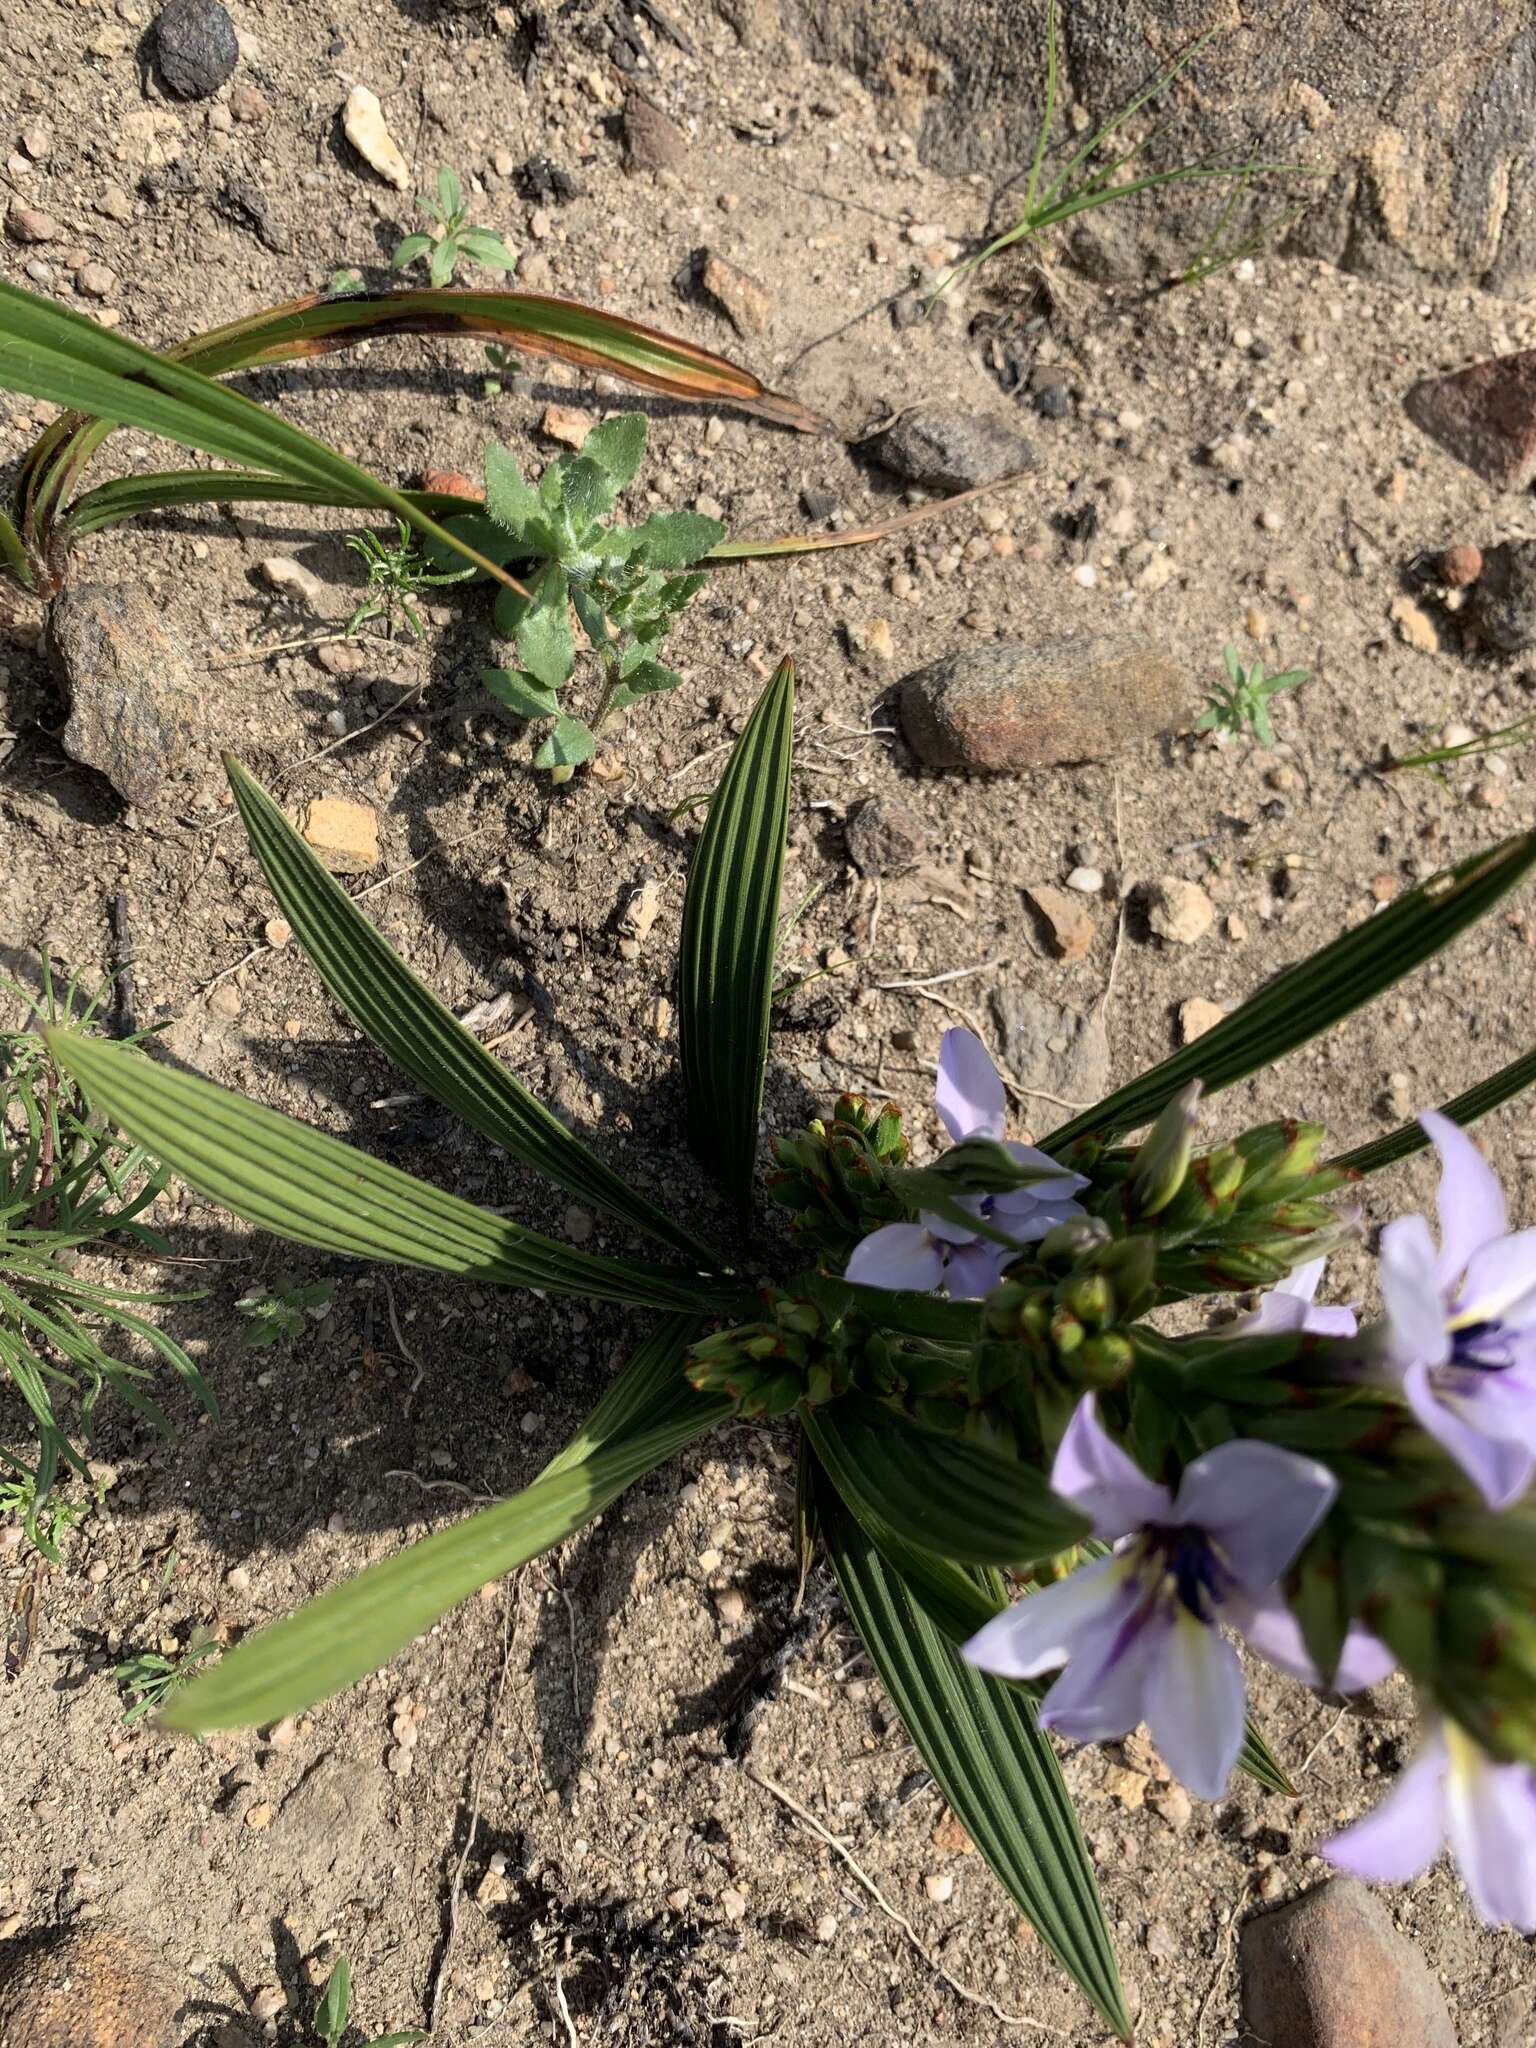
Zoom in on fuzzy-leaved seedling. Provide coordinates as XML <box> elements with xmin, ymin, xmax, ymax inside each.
<box><xmin>1194</xmin><ymin>642</ymin><xmax>1311</xmax><ymax>747</ymax></box>
<box><xmin>444</xmin><ymin>412</ymin><xmax>724</xmax><ymax>778</ymax></box>
<box><xmin>393</xmin><ymin>165</ymin><xmax>516</xmax><ymax>287</ymax></box>
<box><xmin>234</xmin><ymin>1279</ymin><xmax>334</xmax><ymax>1349</ymax></box>
<box><xmin>114</xmin><ymin>1629</ymin><xmax>219</xmax><ymax>1724</ymax></box>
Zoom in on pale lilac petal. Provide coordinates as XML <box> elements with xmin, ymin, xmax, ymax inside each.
<box><xmin>923</xmin><ymin>1203</ymin><xmax>984</xmax><ymax>1247</ymax></box>
<box><xmin>1422</xmin><ymin>1109</ymin><xmax>1508</xmax><ymax>1291</ymax></box>
<box><xmin>1241</xmin><ymin>1261</ymin><xmax>1358</xmax><ymax>1338</ymax></box>
<box><xmin>1051</xmin><ymin>1394</ymin><xmax>1171</xmax><ymax>1538</ymax></box>
<box><xmin>1141</xmin><ymin>1608</ymin><xmax>1247</xmax><ymax>1802</ymax></box>
<box><xmin>935</xmin><ymin>1027</ymin><xmax>1006</xmax><ymax>1143</ymax></box>
<box><xmin>943</xmin><ymin>1240</ymin><xmax>1008</xmax><ymax>1300</ymax></box>
<box><xmin>1460</xmin><ymin>1227</ymin><xmax>1536</xmax><ymax>1326</ymax></box>
<box><xmin>1230</xmin><ymin>1589</ymin><xmax>1396</xmax><ymax>1691</ymax></box>
<box><xmin>1324</xmin><ymin>1741</ymin><xmax>1447</xmax><ymax>1883</ymax></box>
<box><xmin>963</xmin><ymin>1554</ymin><xmax>1129</xmax><ymax>1682</ymax></box>
<box><xmin>845</xmin><ymin>1223</ymin><xmax>945</xmax><ymax>1294</ymax></box>
<box><xmin>1036</xmin><ymin>1595</ymin><xmax>1168</xmax><ymax>1744</ymax></box>
<box><xmin>1403</xmin><ymin>1361</ymin><xmax>1536</xmax><ymax>1508</ymax></box>
<box><xmin>1379</xmin><ymin>1213</ymin><xmax>1451</xmax><ymax>1369</ymax></box>
<box><xmin>1277</xmin><ymin>1258</ymin><xmax>1324</xmax><ymax>1305</ymax></box>
<box><xmin>999</xmin><ymin>1141</ymin><xmax>1090</xmax><ymax>1202</ymax></box>
<box><xmin>989</xmin><ymin>1193</ymin><xmax>1088</xmax><ymax>1246</ymax></box>
<box><xmin>1445</xmin><ymin>1748</ymin><xmax>1536</xmax><ymax>1933</ymax></box>
<box><xmin>1173</xmin><ymin>1440</ymin><xmax>1336</xmax><ymax>1593</ymax></box>
<box><xmin>1300</xmin><ymin>1302</ymin><xmax>1362</xmax><ymax>1338</ymax></box>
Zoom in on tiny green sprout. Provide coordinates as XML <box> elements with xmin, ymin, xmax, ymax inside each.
<box><xmin>393</xmin><ymin>164</ymin><xmax>516</xmax><ymax>288</ymax></box>
<box><xmin>234</xmin><ymin>1279</ymin><xmax>334</xmax><ymax>1350</ymax></box>
<box><xmin>1194</xmin><ymin>643</ymin><xmax>1311</xmax><ymax>748</ymax></box>
<box><xmin>314</xmin><ymin>1955</ymin><xmax>426</xmax><ymax>2048</ymax></box>
<box><xmin>114</xmin><ymin>1628</ymin><xmax>219</xmax><ymax>1724</ymax></box>
<box><xmin>0</xmin><ymin>1466</ymin><xmax>89</xmax><ymax>1555</ymax></box>
<box><xmin>434</xmin><ymin>412</ymin><xmax>723</xmax><ymax>779</ymax></box>
<box><xmin>344</xmin><ymin>518</ymin><xmax>476</xmax><ymax>640</ymax></box>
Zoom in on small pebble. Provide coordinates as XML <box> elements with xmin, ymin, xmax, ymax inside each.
<box><xmin>720</xmin><ymin>1887</ymin><xmax>748</xmax><ymax>1922</ymax></box>
<box><xmin>386</xmin><ymin>1745</ymin><xmax>414</xmax><ymax>1775</ymax></box>
<box><xmin>1065</xmin><ymin>865</ymin><xmax>1103</xmax><ymax>894</ymax></box>
<box><xmin>715</xmin><ymin>1587</ymin><xmax>746</xmax><ymax>1625</ymax></box>
<box><xmin>20</xmin><ymin>124</ymin><xmax>51</xmax><ymax>161</ymax></box>
<box><xmin>1072</xmin><ymin>563</ymin><xmax>1098</xmax><ymax>588</ymax></box>
<box><xmin>7</xmin><ymin>204</ymin><xmax>57</xmax><ymax>243</ymax></box>
<box><xmin>244</xmin><ymin>1800</ymin><xmax>273</xmax><ymax>1831</ymax></box>
<box><xmin>249</xmin><ymin>1988</ymin><xmax>286</xmax><ymax>2022</ymax></box>
<box><xmin>814</xmin><ymin>1912</ymin><xmax>837</xmax><ymax>1942</ymax></box>
<box><xmin>924</xmin><ymin>1872</ymin><xmax>955</xmax><ymax>1904</ymax></box>
<box><xmin>264</xmin><ymin>917</ymin><xmax>292</xmax><ymax>948</ymax></box>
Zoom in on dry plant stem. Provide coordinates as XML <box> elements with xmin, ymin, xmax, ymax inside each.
<box><xmin>877</xmin><ymin>957</ymin><xmax>1008</xmax><ymax>992</ymax></box>
<box><xmin>552</xmin><ymin>1967</ymin><xmax>580</xmax><ymax>2047</ymax></box>
<box><xmin>1194</xmin><ymin>1880</ymin><xmax>1248</xmax><ymax>2043</ymax></box>
<box><xmin>429</xmin><ymin>1589</ymin><xmax>518</xmax><ymax>2034</ymax></box>
<box><xmin>745</xmin><ymin>1768</ymin><xmax>1066</xmax><ymax>2037</ymax></box>
<box><xmin>1296</xmin><ymin>1702</ymin><xmax>1350</xmax><ymax>1776</ymax></box>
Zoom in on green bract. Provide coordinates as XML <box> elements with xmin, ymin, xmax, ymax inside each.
<box><xmin>33</xmin><ymin>662</ymin><xmax>1536</xmax><ymax>2039</ymax></box>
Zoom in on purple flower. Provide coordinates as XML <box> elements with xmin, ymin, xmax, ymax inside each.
<box><xmin>845</xmin><ymin>1029</ymin><xmax>1087</xmax><ymax>1299</ymax></box>
<box><xmin>964</xmin><ymin>1397</ymin><xmax>1391</xmax><ymax>1799</ymax></box>
<box><xmin>1378</xmin><ymin>1110</ymin><xmax>1536</xmax><ymax>1508</ymax></box>
<box><xmin>1325</xmin><ymin>1718</ymin><xmax>1536</xmax><ymax>1931</ymax></box>
<box><xmin>1240</xmin><ymin>1256</ymin><xmax>1359</xmax><ymax>1339</ymax></box>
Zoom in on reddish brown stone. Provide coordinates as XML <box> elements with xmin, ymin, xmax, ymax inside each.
<box><xmin>1405</xmin><ymin>350</ymin><xmax>1536</xmax><ymax>490</ymax></box>
<box><xmin>1239</xmin><ymin>1877</ymin><xmax>1457</xmax><ymax>2048</ymax></box>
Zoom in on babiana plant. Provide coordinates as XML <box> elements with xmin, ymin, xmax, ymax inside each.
<box><xmin>37</xmin><ymin>665</ymin><xmax>1536</xmax><ymax>2030</ymax></box>
<box><xmin>0</xmin><ymin>967</ymin><xmax>209</xmax><ymax>1558</ymax></box>
<box><xmin>392</xmin><ymin>164</ymin><xmax>516</xmax><ymax>288</ymax></box>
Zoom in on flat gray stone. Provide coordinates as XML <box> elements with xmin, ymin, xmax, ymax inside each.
<box><xmin>49</xmin><ymin>582</ymin><xmax>206</xmax><ymax>806</ymax></box>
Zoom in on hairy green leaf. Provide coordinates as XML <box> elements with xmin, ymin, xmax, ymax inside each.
<box><xmin>223</xmin><ymin>757</ymin><xmax>725</xmax><ymax>1268</ymax></box>
<box><xmin>631</xmin><ymin>509</ymin><xmax>728</xmax><ymax>568</ymax></box>
<box><xmin>581</xmin><ymin>412</ymin><xmax>648</xmax><ymax>492</ymax></box>
<box><xmin>816</xmin><ymin>1471</ymin><xmax>1130</xmax><ymax>2038</ymax></box>
<box><xmin>534</xmin><ymin>715</ymin><xmax>596</xmax><ymax>771</ymax></box>
<box><xmin>44</xmin><ymin>1031</ymin><xmax>717</xmax><ymax>1313</ymax></box>
<box><xmin>516</xmin><ymin>564</ymin><xmax>575</xmax><ymax>688</ymax></box>
<box><xmin>805</xmin><ymin>1397</ymin><xmax>1089</xmax><ymax>1567</ymax></box>
<box><xmin>679</xmin><ymin>657</ymin><xmax>795</xmax><ymax>1206</ymax></box>
<box><xmin>483</xmin><ymin>442</ymin><xmax>557</xmax><ymax>551</ymax></box>
<box><xmin>1047</xmin><ymin>829</ymin><xmax>1536</xmax><ymax>1148</ymax></box>
<box><xmin>483</xmin><ymin>667</ymin><xmax>561</xmax><ymax>719</ymax></box>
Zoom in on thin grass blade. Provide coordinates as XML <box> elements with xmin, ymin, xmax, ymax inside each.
<box><xmin>1331</xmin><ymin>1045</ymin><xmax>1536</xmax><ymax>1177</ymax></box>
<box><xmin>678</xmin><ymin>657</ymin><xmax>795</xmax><ymax>1207</ymax></box>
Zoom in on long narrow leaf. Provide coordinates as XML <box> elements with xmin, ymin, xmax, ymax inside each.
<box><xmin>0</xmin><ymin>279</ymin><xmax>524</xmax><ymax>595</ymax></box>
<box><xmin>1046</xmin><ymin>830</ymin><xmax>1536</xmax><ymax>1148</ymax></box>
<box><xmin>679</xmin><ymin>658</ymin><xmax>795</xmax><ymax>1206</ymax></box>
<box><xmin>539</xmin><ymin>1313</ymin><xmax>707</xmax><ymax>1481</ymax></box>
<box><xmin>224</xmin><ymin>756</ymin><xmax>725</xmax><ymax>1270</ymax></box>
<box><xmin>805</xmin><ymin>1398</ymin><xmax>1087</xmax><ymax>1566</ymax></box>
<box><xmin>816</xmin><ymin>1469</ymin><xmax>1130</xmax><ymax>2038</ymax></box>
<box><xmin>61</xmin><ymin>470</ymin><xmax>488</xmax><ymax>540</ymax></box>
<box><xmin>44</xmin><ymin>1031</ymin><xmax>723</xmax><ymax>1314</ymax></box>
<box><xmin>164</xmin><ymin>1397</ymin><xmax>726</xmax><ymax>1731</ymax></box>
<box><xmin>1331</xmin><ymin>1044</ymin><xmax>1536</xmax><ymax>1177</ymax></box>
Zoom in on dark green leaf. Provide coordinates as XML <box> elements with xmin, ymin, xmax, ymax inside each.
<box><xmin>483</xmin><ymin>441</ymin><xmax>555</xmax><ymax>549</ymax></box>
<box><xmin>816</xmin><ymin>1472</ymin><xmax>1130</xmax><ymax>2038</ymax></box>
<box><xmin>539</xmin><ymin>1314</ymin><xmax>713</xmax><ymax>1481</ymax></box>
<box><xmin>581</xmin><ymin>412</ymin><xmax>648</xmax><ymax>491</ymax></box>
<box><xmin>631</xmin><ymin>509</ymin><xmax>727</xmax><ymax>568</ymax></box>
<box><xmin>44</xmin><ymin>1030</ymin><xmax>718</xmax><ymax>1313</ymax></box>
<box><xmin>805</xmin><ymin>1397</ymin><xmax>1088</xmax><ymax>1567</ymax></box>
<box><xmin>1045</xmin><ymin>829</ymin><xmax>1536</xmax><ymax>1149</ymax></box>
<box><xmin>163</xmin><ymin>1401</ymin><xmax>724</xmax><ymax>1731</ymax></box>
<box><xmin>624</xmin><ymin>658</ymin><xmax>683</xmax><ymax>696</ymax></box>
<box><xmin>570</xmin><ymin>584</ymin><xmax>611</xmax><ymax>649</ymax></box>
<box><xmin>1330</xmin><ymin>1044</ymin><xmax>1536</xmax><ymax>1176</ymax></box>
<box><xmin>223</xmin><ymin>757</ymin><xmax>725</xmax><ymax>1268</ymax></box>
<box><xmin>560</xmin><ymin>454</ymin><xmax>617</xmax><ymax>527</ymax></box>
<box><xmin>534</xmin><ymin>715</ymin><xmax>596</xmax><ymax>771</ymax></box>
<box><xmin>678</xmin><ymin>657</ymin><xmax>794</xmax><ymax>1206</ymax></box>
<box><xmin>316</xmin><ymin>1959</ymin><xmax>351</xmax><ymax>2045</ymax></box>
<box><xmin>482</xmin><ymin>666</ymin><xmax>561</xmax><ymax>719</ymax></box>
<box><xmin>515</xmin><ymin>565</ymin><xmax>574</xmax><ymax>688</ymax></box>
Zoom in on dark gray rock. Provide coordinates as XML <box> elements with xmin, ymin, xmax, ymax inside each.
<box><xmin>845</xmin><ymin>795</ymin><xmax>927</xmax><ymax>875</ymax></box>
<box><xmin>1474</xmin><ymin>540</ymin><xmax>1536</xmax><ymax>652</ymax></box>
<box><xmin>778</xmin><ymin>0</ymin><xmax>1536</xmax><ymax>296</ymax></box>
<box><xmin>1239</xmin><ymin>1877</ymin><xmax>1457</xmax><ymax>2048</ymax></box>
<box><xmin>623</xmin><ymin>92</ymin><xmax>689</xmax><ymax>173</ymax></box>
<box><xmin>1408</xmin><ymin>350</ymin><xmax>1536</xmax><ymax>489</ymax></box>
<box><xmin>900</xmin><ymin>632</ymin><xmax>1190</xmax><ymax>773</ymax></box>
<box><xmin>863</xmin><ymin>406</ymin><xmax>1033</xmax><ymax>493</ymax></box>
<box><xmin>49</xmin><ymin>583</ymin><xmax>207</xmax><ymax>806</ymax></box>
<box><xmin>152</xmin><ymin>0</ymin><xmax>239</xmax><ymax>98</ymax></box>
<box><xmin>990</xmin><ymin>988</ymin><xmax>1110</xmax><ymax>1107</ymax></box>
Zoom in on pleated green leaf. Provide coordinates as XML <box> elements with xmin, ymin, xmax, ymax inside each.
<box><xmin>816</xmin><ymin>1470</ymin><xmax>1130</xmax><ymax>2039</ymax></box>
<box><xmin>165</xmin><ymin>1356</ymin><xmax>726</xmax><ymax>1731</ymax></box>
<box><xmin>1045</xmin><ymin>829</ymin><xmax>1536</xmax><ymax>1149</ymax></box>
<box><xmin>678</xmin><ymin>658</ymin><xmax>795</xmax><ymax>1207</ymax></box>
<box><xmin>43</xmin><ymin>1032</ymin><xmax>719</xmax><ymax>1314</ymax></box>
<box><xmin>805</xmin><ymin>1398</ymin><xmax>1088</xmax><ymax>1567</ymax></box>
<box><xmin>0</xmin><ymin>279</ymin><xmax>521</xmax><ymax>593</ymax></box>
<box><xmin>223</xmin><ymin>757</ymin><xmax>725</xmax><ymax>1271</ymax></box>
<box><xmin>539</xmin><ymin>1313</ymin><xmax>710</xmax><ymax>1481</ymax></box>
<box><xmin>1330</xmin><ymin>1043</ymin><xmax>1536</xmax><ymax>1177</ymax></box>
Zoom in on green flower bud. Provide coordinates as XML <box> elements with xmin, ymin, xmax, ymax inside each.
<box><xmin>1125</xmin><ymin>1082</ymin><xmax>1202</xmax><ymax>1219</ymax></box>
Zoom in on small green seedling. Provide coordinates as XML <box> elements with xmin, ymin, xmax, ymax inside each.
<box><xmin>1194</xmin><ymin>643</ymin><xmax>1311</xmax><ymax>748</ymax></box>
<box><xmin>434</xmin><ymin>412</ymin><xmax>723</xmax><ymax>778</ymax></box>
<box><xmin>114</xmin><ymin>1628</ymin><xmax>219</xmax><ymax>1724</ymax></box>
<box><xmin>393</xmin><ymin>165</ymin><xmax>515</xmax><ymax>288</ymax></box>
<box><xmin>0</xmin><ymin>1468</ymin><xmax>89</xmax><ymax>1554</ymax></box>
<box><xmin>234</xmin><ymin>1279</ymin><xmax>334</xmax><ymax>1350</ymax></box>
<box><xmin>314</xmin><ymin>1956</ymin><xmax>426</xmax><ymax>2048</ymax></box>
<box><xmin>344</xmin><ymin>519</ymin><xmax>475</xmax><ymax>640</ymax></box>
